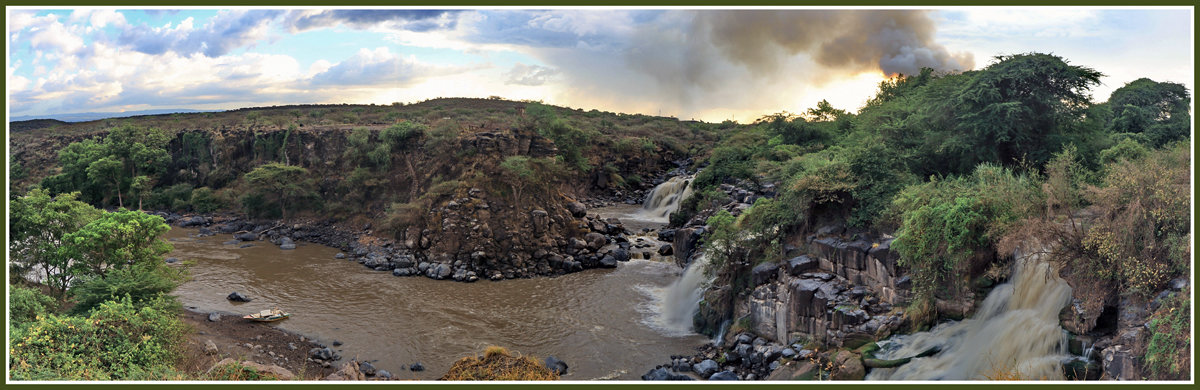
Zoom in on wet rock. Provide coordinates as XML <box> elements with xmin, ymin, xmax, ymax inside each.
<box><xmin>584</xmin><ymin>232</ymin><xmax>607</xmax><ymax>251</ymax></box>
<box><xmin>409</xmin><ymin>362</ymin><xmax>425</xmax><ymax>372</ymax></box>
<box><xmin>642</xmin><ymin>367</ymin><xmax>693</xmax><ymax>380</ymax></box>
<box><xmin>393</xmin><ymin>255</ymin><xmax>415</xmax><ymax>269</ymax></box>
<box><xmin>708</xmin><ymin>370</ymin><xmax>738</xmax><ymax>380</ymax></box>
<box><xmin>180</xmin><ymin>216</ymin><xmax>206</xmax><ymax>227</ymax></box>
<box><xmin>752</xmin><ymin>262</ymin><xmax>780</xmax><ymax>286</ymax></box>
<box><xmin>234</xmin><ymin>232</ymin><xmax>258</xmax><ymax>241</ymax></box>
<box><xmin>335</xmin><ymin>252</ymin><xmax>346</xmax><ymax>259</ymax></box>
<box><xmin>377</xmin><ymin>369</ymin><xmax>392</xmax><ymax>379</ymax></box>
<box><xmin>672</xmin><ymin>228</ymin><xmax>704</xmax><ymax>262</ymax></box>
<box><xmin>393</xmin><ymin>268</ymin><xmax>411</xmax><ymax>277</ymax></box>
<box><xmin>207</xmin><ymin>312</ymin><xmax>221</xmax><ymax>322</ymax></box>
<box><xmin>612</xmin><ymin>248</ymin><xmax>631</xmax><ymax>262</ymax></box>
<box><xmin>165</xmin><ymin>257</ymin><xmax>179</xmax><ymax>264</ymax></box>
<box><xmin>657</xmin><ymin>229</ymin><xmax>676</xmax><ymax>242</ymax></box>
<box><xmin>197</xmin><ymin>227</ymin><xmax>215</xmax><ymax>237</ymax></box>
<box><xmin>223</xmin><ymin>240</ymin><xmax>240</xmax><ymax>245</ymax></box>
<box><xmin>658</xmin><ymin>244</ymin><xmax>674</xmax><ymax>256</ymax></box>
<box><xmin>543</xmin><ymin>356</ymin><xmax>568</xmax><ymax>375</ymax></box>
<box><xmin>226</xmin><ymin>292</ymin><xmax>252</xmax><ymax>302</ymax></box>
<box><xmin>694</xmin><ymin>359</ymin><xmax>720</xmax><ymax>378</ymax></box>
<box><xmin>239</xmin><ymin>243</ymin><xmax>254</xmax><ymax>249</ymax></box>
<box><xmin>599</xmin><ymin>255</ymin><xmax>618</xmax><ymax>268</ymax></box>
<box><xmin>332</xmin><ymin>340</ymin><xmax>343</xmax><ymax>346</ymax></box>
<box><xmin>218</xmin><ymin>224</ymin><xmax>241</xmax><ymax>234</ymax></box>
<box><xmin>1101</xmin><ymin>345</ymin><xmax>1138</xmax><ymax>380</ymax></box>
<box><xmin>279</xmin><ymin>237</ymin><xmax>296</xmax><ymax>250</ymax></box>
<box><xmin>360</xmin><ymin>361</ymin><xmax>377</xmax><ymax>376</ymax></box>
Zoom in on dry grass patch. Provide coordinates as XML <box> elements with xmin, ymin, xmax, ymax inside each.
<box><xmin>441</xmin><ymin>346</ymin><xmax>559</xmax><ymax>381</ymax></box>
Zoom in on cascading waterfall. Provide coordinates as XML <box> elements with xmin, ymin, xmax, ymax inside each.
<box><xmin>640</xmin><ymin>176</ymin><xmax>693</xmax><ymax>221</ymax></box>
<box><xmin>866</xmin><ymin>250</ymin><xmax>1073</xmax><ymax>380</ymax></box>
<box><xmin>639</xmin><ymin>254</ymin><xmax>712</xmax><ymax>336</ymax></box>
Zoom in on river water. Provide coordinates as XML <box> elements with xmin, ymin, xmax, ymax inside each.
<box><xmin>167</xmin><ymin>208</ymin><xmax>706</xmax><ymax>380</ymax></box>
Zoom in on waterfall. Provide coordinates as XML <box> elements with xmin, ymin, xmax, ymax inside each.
<box><xmin>638</xmin><ymin>254</ymin><xmax>712</xmax><ymax>336</ymax></box>
<box><xmin>866</xmin><ymin>250</ymin><xmax>1073</xmax><ymax>380</ymax></box>
<box><xmin>640</xmin><ymin>176</ymin><xmax>693</xmax><ymax>222</ymax></box>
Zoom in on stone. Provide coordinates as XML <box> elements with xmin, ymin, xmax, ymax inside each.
<box><xmin>197</xmin><ymin>227</ymin><xmax>215</xmax><ymax>237</ymax></box>
<box><xmin>204</xmin><ymin>340</ymin><xmax>219</xmax><ymax>355</ymax></box>
<box><xmin>543</xmin><ymin>356</ymin><xmax>568</xmax><ymax>375</ymax></box>
<box><xmin>767</xmin><ymin>361</ymin><xmax>817</xmax><ymax>380</ymax></box>
<box><xmin>207</xmin><ymin>312</ymin><xmax>221</xmax><ymax>322</ymax></box>
<box><xmin>599</xmin><ymin>255</ymin><xmax>618</xmax><ymax>268</ymax></box>
<box><xmin>213</xmin><ymin>358</ymin><xmax>296</xmax><ymax>380</ymax></box>
<box><xmin>180</xmin><ymin>216</ymin><xmax>206</xmax><ymax>227</ymax></box>
<box><xmin>781</xmin><ymin>348</ymin><xmax>797</xmax><ymax>359</ymax></box>
<box><xmin>360</xmin><ymin>361</ymin><xmax>377</xmax><ymax>376</ymax></box>
<box><xmin>584</xmin><ymin>232</ymin><xmax>607</xmax><ymax>251</ymax></box>
<box><xmin>234</xmin><ymin>232</ymin><xmax>258</xmax><ymax>241</ymax></box>
<box><xmin>324</xmin><ymin>361</ymin><xmax>365</xmax><ymax>381</ymax></box>
<box><xmin>658</xmin><ymin>244</ymin><xmax>674</xmax><ymax>256</ymax></box>
<box><xmin>641</xmin><ymin>367</ymin><xmax>693</xmax><ymax>380</ymax></box>
<box><xmin>786</xmin><ymin>255</ymin><xmax>818</xmax><ymax>275</ymax></box>
<box><xmin>410</xmin><ymin>362</ymin><xmax>425</xmax><ymax>372</ymax></box>
<box><xmin>1168</xmin><ymin>277</ymin><xmax>1188</xmax><ymax>291</ymax></box>
<box><xmin>708</xmin><ymin>370</ymin><xmax>738</xmax><ymax>380</ymax></box>
<box><xmin>1101</xmin><ymin>345</ymin><xmax>1138</xmax><ymax>380</ymax></box>
<box><xmin>432</xmin><ymin>263</ymin><xmax>452</xmax><ymax>280</ymax></box>
<box><xmin>309</xmin><ymin>347</ymin><xmax>336</xmax><ymax>361</ymax></box>
<box><xmin>612</xmin><ymin>248</ymin><xmax>631</xmax><ymax>262</ymax></box>
<box><xmin>335</xmin><ymin>252</ymin><xmax>346</xmax><ymax>259</ymax></box>
<box><xmin>752</xmin><ymin>261</ymin><xmax>780</xmax><ymax>286</ymax></box>
<box><xmin>694</xmin><ymin>359</ymin><xmax>720</xmax><ymax>378</ymax></box>
<box><xmin>567</xmin><ymin>201</ymin><xmax>587</xmax><ymax>218</ymax></box>
<box><xmin>226</xmin><ymin>292</ymin><xmax>252</xmax><ymax>302</ymax></box>
<box><xmin>831</xmin><ymin>351</ymin><xmax>865</xmax><ymax>380</ymax></box>
<box><xmin>657</xmin><ymin>229</ymin><xmax>677</xmax><ymax>242</ymax></box>
<box><xmin>377</xmin><ymin>369</ymin><xmax>392</xmax><ymax>379</ymax></box>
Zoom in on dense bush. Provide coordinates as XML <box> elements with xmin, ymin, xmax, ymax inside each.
<box><xmin>9</xmin><ymin>285</ymin><xmax>57</xmax><ymax>325</ymax></box>
<box><xmin>9</xmin><ymin>296</ymin><xmax>187</xmax><ymax>380</ymax></box>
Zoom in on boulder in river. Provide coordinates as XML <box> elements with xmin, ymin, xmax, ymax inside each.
<box><xmin>226</xmin><ymin>292</ymin><xmax>252</xmax><ymax>302</ymax></box>
<box><xmin>410</xmin><ymin>362</ymin><xmax>425</xmax><ymax>372</ymax></box>
<box><xmin>641</xmin><ymin>367</ymin><xmax>693</xmax><ymax>380</ymax></box>
<box><xmin>543</xmin><ymin>356</ymin><xmax>568</xmax><ymax>375</ymax></box>
<box><xmin>279</xmin><ymin>237</ymin><xmax>296</xmax><ymax>250</ymax></box>
<box><xmin>599</xmin><ymin>255</ymin><xmax>618</xmax><ymax>268</ymax></box>
<box><xmin>234</xmin><ymin>232</ymin><xmax>258</xmax><ymax>241</ymax></box>
<box><xmin>694</xmin><ymin>359</ymin><xmax>719</xmax><ymax>378</ymax></box>
<box><xmin>658</xmin><ymin>244</ymin><xmax>674</xmax><ymax>256</ymax></box>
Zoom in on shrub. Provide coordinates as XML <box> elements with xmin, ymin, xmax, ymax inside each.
<box><xmin>9</xmin><ymin>285</ymin><xmax>57</xmax><ymax>325</ymax></box>
<box><xmin>189</xmin><ymin>187</ymin><xmax>222</xmax><ymax>213</ymax></box>
<box><xmin>1144</xmin><ymin>288</ymin><xmax>1190</xmax><ymax>380</ymax></box>
<box><xmin>70</xmin><ymin>262</ymin><xmax>184</xmax><ymax>315</ymax></box>
<box><xmin>9</xmin><ymin>296</ymin><xmax>187</xmax><ymax>380</ymax></box>
<box><xmin>441</xmin><ymin>346</ymin><xmax>559</xmax><ymax>381</ymax></box>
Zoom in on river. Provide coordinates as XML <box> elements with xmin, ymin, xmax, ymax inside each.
<box><xmin>167</xmin><ymin>207</ymin><xmax>706</xmax><ymax>380</ymax></box>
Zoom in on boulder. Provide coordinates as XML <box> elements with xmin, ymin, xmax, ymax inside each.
<box><xmin>393</xmin><ymin>255</ymin><xmax>415</xmax><ymax>269</ymax></box>
<box><xmin>377</xmin><ymin>369</ymin><xmax>393</xmax><ymax>379</ymax></box>
<box><xmin>672</xmin><ymin>228</ymin><xmax>704</xmax><ymax>262</ymax></box>
<box><xmin>218</xmin><ymin>224</ymin><xmax>241</xmax><ymax>234</ymax></box>
<box><xmin>584</xmin><ymin>232</ymin><xmax>607</xmax><ymax>251</ymax></box>
<box><xmin>641</xmin><ymin>367</ymin><xmax>693</xmax><ymax>380</ymax></box>
<box><xmin>786</xmin><ymin>255</ymin><xmax>818</xmax><ymax>276</ymax></box>
<box><xmin>831</xmin><ymin>351</ymin><xmax>865</xmax><ymax>380</ymax></box>
<box><xmin>234</xmin><ymin>232</ymin><xmax>258</xmax><ymax>241</ymax></box>
<box><xmin>567</xmin><ymin>201</ymin><xmax>587</xmax><ymax>218</ymax></box>
<box><xmin>207</xmin><ymin>312</ymin><xmax>221</xmax><ymax>322</ymax></box>
<box><xmin>543</xmin><ymin>356</ymin><xmax>568</xmax><ymax>375</ymax></box>
<box><xmin>197</xmin><ymin>227</ymin><xmax>215</xmax><ymax>237</ymax></box>
<box><xmin>432</xmin><ymin>263</ymin><xmax>453</xmax><ymax>280</ymax></box>
<box><xmin>599</xmin><ymin>255</ymin><xmax>618</xmax><ymax>268</ymax></box>
<box><xmin>324</xmin><ymin>361</ymin><xmax>365</xmax><ymax>381</ymax></box>
<box><xmin>658</xmin><ymin>244</ymin><xmax>674</xmax><ymax>256</ymax></box>
<box><xmin>309</xmin><ymin>347</ymin><xmax>337</xmax><ymax>361</ymax></box>
<box><xmin>693</xmin><ymin>359</ymin><xmax>720</xmax><ymax>378</ymax></box>
<box><xmin>204</xmin><ymin>340</ymin><xmax>219</xmax><ymax>355</ymax></box>
<box><xmin>180</xmin><ymin>216</ymin><xmax>206</xmax><ymax>227</ymax></box>
<box><xmin>612</xmin><ymin>248</ymin><xmax>631</xmax><ymax>262</ymax></box>
<box><xmin>360</xmin><ymin>361</ymin><xmax>377</xmax><ymax>376</ymax></box>
<box><xmin>752</xmin><ymin>261</ymin><xmax>780</xmax><ymax>286</ymax></box>
<box><xmin>410</xmin><ymin>362</ymin><xmax>425</xmax><ymax>372</ymax></box>
<box><xmin>708</xmin><ymin>370</ymin><xmax>738</xmax><ymax>380</ymax></box>
<box><xmin>165</xmin><ymin>257</ymin><xmax>180</xmax><ymax>264</ymax></box>
<box><xmin>335</xmin><ymin>252</ymin><xmax>346</xmax><ymax>259</ymax></box>
<box><xmin>657</xmin><ymin>229</ymin><xmax>677</xmax><ymax>242</ymax></box>
<box><xmin>226</xmin><ymin>292</ymin><xmax>252</xmax><ymax>302</ymax></box>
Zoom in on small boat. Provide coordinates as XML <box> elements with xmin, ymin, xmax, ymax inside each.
<box><xmin>243</xmin><ymin>308</ymin><xmax>290</xmax><ymax>322</ymax></box>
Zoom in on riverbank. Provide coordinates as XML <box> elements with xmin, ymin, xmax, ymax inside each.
<box><xmin>177</xmin><ymin>307</ymin><xmax>337</xmax><ymax>380</ymax></box>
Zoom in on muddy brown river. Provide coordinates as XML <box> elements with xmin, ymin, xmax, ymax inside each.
<box><xmin>167</xmin><ymin>212</ymin><xmax>706</xmax><ymax>380</ymax></box>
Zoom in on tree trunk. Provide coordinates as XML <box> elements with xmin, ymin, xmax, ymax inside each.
<box><xmin>404</xmin><ymin>152</ymin><xmax>419</xmax><ymax>202</ymax></box>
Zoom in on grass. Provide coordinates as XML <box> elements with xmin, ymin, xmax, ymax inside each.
<box><xmin>440</xmin><ymin>346</ymin><xmax>559</xmax><ymax>381</ymax></box>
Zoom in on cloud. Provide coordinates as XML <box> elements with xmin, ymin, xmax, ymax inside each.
<box><xmin>309</xmin><ymin>47</ymin><xmax>416</xmax><ymax>86</ymax></box>
<box><xmin>116</xmin><ymin>10</ymin><xmax>282</xmax><ymax>57</ymax></box>
<box><xmin>505</xmin><ymin>63</ymin><xmax>558</xmax><ymax>86</ymax></box>
<box><xmin>285</xmin><ymin>9</ymin><xmax>460</xmax><ymax>32</ymax></box>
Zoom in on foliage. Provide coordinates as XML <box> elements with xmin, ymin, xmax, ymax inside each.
<box><xmin>10</xmin><ymin>188</ymin><xmax>103</xmax><ymax>298</ymax></box>
<box><xmin>524</xmin><ymin>103</ymin><xmax>594</xmax><ymax>171</ymax></box>
<box><xmin>241</xmin><ymin>162</ymin><xmax>318</xmax><ymax>220</ymax></box>
<box><xmin>441</xmin><ymin>346</ymin><xmax>559</xmax><ymax>381</ymax></box>
<box><xmin>189</xmin><ymin>187</ymin><xmax>222</xmax><ymax>213</ymax></box>
<box><xmin>498</xmin><ymin>156</ymin><xmax>565</xmax><ymax>201</ymax></box>
<box><xmin>1144</xmin><ymin>288</ymin><xmax>1190</xmax><ymax>380</ymax></box>
<box><xmin>702</xmin><ymin>210</ymin><xmax>742</xmax><ymax>278</ymax></box>
<box><xmin>1080</xmin><ymin>143</ymin><xmax>1189</xmax><ymax>296</ymax></box>
<box><xmin>9</xmin><ymin>296</ymin><xmax>186</xmax><ymax>380</ymax></box>
<box><xmin>888</xmin><ymin>164</ymin><xmax>1038</xmax><ymax>317</ymax></box>
<box><xmin>9</xmin><ymin>285</ymin><xmax>57</xmax><ymax>325</ymax></box>
<box><xmin>1097</xmin><ymin>137</ymin><xmax>1149</xmax><ymax>166</ymax></box>
<box><xmin>40</xmin><ymin>125</ymin><xmax>171</xmax><ymax>208</ymax></box>
<box><xmin>70</xmin><ymin>262</ymin><xmax>184</xmax><ymax>315</ymax></box>
<box><xmin>1106</xmin><ymin>78</ymin><xmax>1191</xmax><ymax>147</ymax></box>
<box><xmin>62</xmin><ymin>210</ymin><xmax>173</xmax><ymax>279</ymax></box>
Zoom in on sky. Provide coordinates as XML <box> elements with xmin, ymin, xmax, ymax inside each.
<box><xmin>5</xmin><ymin>7</ymin><xmax>1194</xmax><ymax>123</ymax></box>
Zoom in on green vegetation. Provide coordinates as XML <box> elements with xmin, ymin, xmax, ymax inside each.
<box><xmin>1144</xmin><ymin>288</ymin><xmax>1190</xmax><ymax>380</ymax></box>
<box><xmin>42</xmin><ymin>125</ymin><xmax>171</xmax><ymax>209</ymax></box>
<box><xmin>241</xmin><ymin>162</ymin><xmax>318</xmax><ymax>219</ymax></box>
<box><xmin>681</xmin><ymin>52</ymin><xmax>1191</xmax><ymax>339</ymax></box>
<box><xmin>9</xmin><ymin>188</ymin><xmax>186</xmax><ymax>380</ymax></box>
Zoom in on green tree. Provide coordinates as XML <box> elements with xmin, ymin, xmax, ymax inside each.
<box><xmin>951</xmin><ymin>53</ymin><xmax>1103</xmax><ymax>169</ymax></box>
<box><xmin>86</xmin><ymin>157</ymin><xmax>125</xmax><ymax>207</ymax></box>
<box><xmin>242</xmin><ymin>162</ymin><xmax>317</xmax><ymax>220</ymax></box>
<box><xmin>1106</xmin><ymin>78</ymin><xmax>1191</xmax><ymax>147</ymax></box>
<box><xmin>62</xmin><ymin>210</ymin><xmax>173</xmax><ymax>279</ymax></box>
<box><xmin>500</xmin><ymin>156</ymin><xmax>535</xmax><ymax>201</ymax></box>
<box><xmin>10</xmin><ymin>188</ymin><xmax>103</xmax><ymax>299</ymax></box>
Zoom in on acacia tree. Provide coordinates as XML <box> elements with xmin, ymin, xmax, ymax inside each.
<box><xmin>243</xmin><ymin>162</ymin><xmax>317</xmax><ymax>220</ymax></box>
<box><xmin>1107</xmin><ymin>78</ymin><xmax>1192</xmax><ymax>147</ymax></box>
<box><xmin>10</xmin><ymin>188</ymin><xmax>103</xmax><ymax>300</ymax></box>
